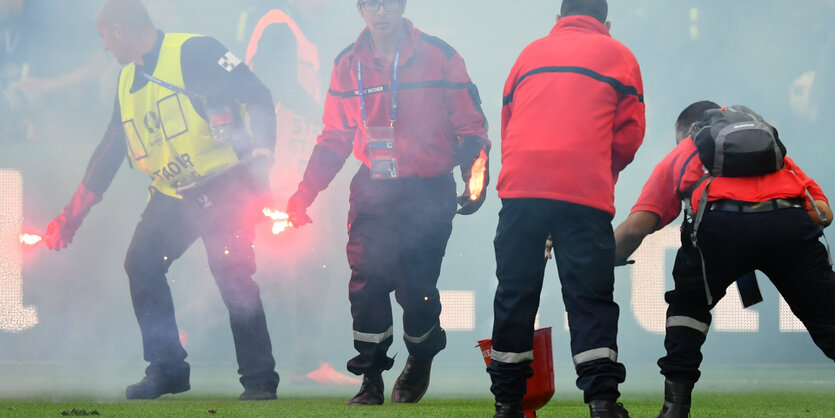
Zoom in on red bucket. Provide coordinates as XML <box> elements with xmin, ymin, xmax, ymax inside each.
<box><xmin>478</xmin><ymin>327</ymin><xmax>554</xmax><ymax>417</ymax></box>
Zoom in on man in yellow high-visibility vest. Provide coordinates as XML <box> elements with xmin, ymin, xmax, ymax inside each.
<box><xmin>43</xmin><ymin>0</ymin><xmax>280</xmax><ymax>401</ymax></box>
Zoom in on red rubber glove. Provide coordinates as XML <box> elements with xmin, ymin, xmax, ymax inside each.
<box><xmin>43</xmin><ymin>183</ymin><xmax>101</xmax><ymax>251</ymax></box>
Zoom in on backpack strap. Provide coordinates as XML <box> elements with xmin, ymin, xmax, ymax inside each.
<box><xmin>675</xmin><ymin>150</ymin><xmax>701</xmax><ymax>199</ymax></box>
<box><xmin>803</xmin><ymin>188</ymin><xmax>833</xmax><ymax>266</ymax></box>
<box><xmin>674</xmin><ymin>149</ymin><xmax>715</xmax><ymax>305</ymax></box>
<box><xmin>787</xmin><ymin>169</ymin><xmax>833</xmax><ymax>266</ymax></box>
<box><xmin>688</xmin><ymin>176</ymin><xmax>715</xmax><ymax>305</ymax></box>
<box><xmin>681</xmin><ymin>173</ymin><xmax>710</xmax><ymax>219</ymax></box>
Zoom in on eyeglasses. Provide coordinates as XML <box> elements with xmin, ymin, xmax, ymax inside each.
<box><xmin>359</xmin><ymin>0</ymin><xmax>403</xmax><ymax>12</ymax></box>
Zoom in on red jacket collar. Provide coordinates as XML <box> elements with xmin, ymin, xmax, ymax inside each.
<box><xmin>353</xmin><ymin>18</ymin><xmax>418</xmax><ymax>67</ymax></box>
<box><xmin>550</xmin><ymin>15</ymin><xmax>611</xmax><ymax>37</ymax></box>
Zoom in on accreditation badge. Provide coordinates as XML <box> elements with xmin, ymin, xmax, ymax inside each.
<box><xmin>366</xmin><ymin>125</ymin><xmax>398</xmax><ymax>180</ymax></box>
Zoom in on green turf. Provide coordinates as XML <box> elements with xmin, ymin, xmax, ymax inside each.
<box><xmin>1</xmin><ymin>393</ymin><xmax>834</xmax><ymax>417</ymax></box>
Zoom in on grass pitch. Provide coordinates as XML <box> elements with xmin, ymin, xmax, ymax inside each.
<box><xmin>1</xmin><ymin>362</ymin><xmax>833</xmax><ymax>417</ymax></box>
<box><xmin>1</xmin><ymin>393</ymin><xmax>834</xmax><ymax>417</ymax></box>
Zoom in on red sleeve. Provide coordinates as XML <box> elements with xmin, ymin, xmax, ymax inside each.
<box><xmin>317</xmin><ymin>61</ymin><xmax>357</xmax><ymax>160</ymax></box>
<box><xmin>632</xmin><ymin>147</ymin><xmax>681</xmax><ymax>230</ymax></box>
<box><xmin>444</xmin><ymin>53</ymin><xmax>489</xmax><ymax>147</ymax></box>
<box><xmin>500</xmin><ymin>62</ymin><xmax>519</xmax><ymax>142</ymax></box>
<box><xmin>785</xmin><ymin>156</ymin><xmax>828</xmax><ymax>203</ymax></box>
<box><xmin>611</xmin><ymin>60</ymin><xmax>646</xmax><ymax>177</ymax></box>
<box><xmin>295</xmin><ymin>59</ymin><xmax>356</xmax><ymax>197</ymax></box>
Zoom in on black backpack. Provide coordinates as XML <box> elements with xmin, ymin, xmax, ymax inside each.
<box><xmin>691</xmin><ymin>105</ymin><xmax>786</xmax><ymax>177</ymax></box>
<box><xmin>679</xmin><ymin>105</ymin><xmax>788</xmax><ymax>306</ymax></box>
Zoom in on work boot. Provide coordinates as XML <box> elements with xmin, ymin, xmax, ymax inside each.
<box><xmin>391</xmin><ymin>354</ymin><xmax>433</xmax><ymax>403</ymax></box>
<box><xmin>347</xmin><ymin>373</ymin><xmax>384</xmax><ymax>406</ymax></box>
<box><xmin>239</xmin><ymin>383</ymin><xmax>277</xmax><ymax>401</ymax></box>
<box><xmin>493</xmin><ymin>401</ymin><xmax>525</xmax><ymax>418</ymax></box>
<box><xmin>125</xmin><ymin>363</ymin><xmax>190</xmax><ymax>400</ymax></box>
<box><xmin>589</xmin><ymin>399</ymin><xmax>630</xmax><ymax>418</ymax></box>
<box><xmin>657</xmin><ymin>379</ymin><xmax>693</xmax><ymax>418</ymax></box>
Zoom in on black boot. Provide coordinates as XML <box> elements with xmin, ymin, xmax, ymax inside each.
<box><xmin>391</xmin><ymin>354</ymin><xmax>433</xmax><ymax>403</ymax></box>
<box><xmin>347</xmin><ymin>373</ymin><xmax>384</xmax><ymax>406</ymax></box>
<box><xmin>239</xmin><ymin>382</ymin><xmax>277</xmax><ymax>401</ymax></box>
<box><xmin>589</xmin><ymin>399</ymin><xmax>630</xmax><ymax>418</ymax></box>
<box><xmin>125</xmin><ymin>363</ymin><xmax>190</xmax><ymax>400</ymax></box>
<box><xmin>494</xmin><ymin>401</ymin><xmax>525</xmax><ymax>418</ymax></box>
<box><xmin>657</xmin><ymin>379</ymin><xmax>693</xmax><ymax>418</ymax></box>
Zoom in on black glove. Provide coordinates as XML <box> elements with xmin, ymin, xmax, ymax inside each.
<box><xmin>286</xmin><ymin>187</ymin><xmax>315</xmax><ymax>227</ymax></box>
<box><xmin>458</xmin><ymin>158</ymin><xmax>489</xmax><ymax>215</ymax></box>
<box><xmin>456</xmin><ymin>135</ymin><xmax>490</xmax><ymax>215</ymax></box>
<box><xmin>614</xmin><ymin>257</ymin><xmax>635</xmax><ymax>267</ymax></box>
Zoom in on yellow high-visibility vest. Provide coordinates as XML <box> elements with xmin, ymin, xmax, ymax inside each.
<box><xmin>118</xmin><ymin>33</ymin><xmax>239</xmax><ymax>198</ymax></box>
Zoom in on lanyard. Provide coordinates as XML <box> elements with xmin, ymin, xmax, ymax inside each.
<box><xmin>357</xmin><ymin>45</ymin><xmax>400</xmax><ymax>128</ymax></box>
<box><xmin>140</xmin><ymin>71</ymin><xmax>205</xmax><ymax>102</ymax></box>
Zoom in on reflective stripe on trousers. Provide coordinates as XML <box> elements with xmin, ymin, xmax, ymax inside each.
<box><xmin>353</xmin><ymin>325</ymin><xmax>394</xmax><ymax>344</ymax></box>
<box><xmin>572</xmin><ymin>347</ymin><xmax>618</xmax><ymax>366</ymax></box>
<box><xmin>667</xmin><ymin>315</ymin><xmax>709</xmax><ymax>335</ymax></box>
<box><xmin>404</xmin><ymin>324</ymin><xmax>436</xmax><ymax>344</ymax></box>
<box><xmin>491</xmin><ymin>348</ymin><xmax>534</xmax><ymax>364</ymax></box>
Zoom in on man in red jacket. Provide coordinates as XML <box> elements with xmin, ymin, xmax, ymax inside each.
<box><xmin>614</xmin><ymin>101</ymin><xmax>835</xmax><ymax>418</ymax></box>
<box><xmin>489</xmin><ymin>0</ymin><xmax>644</xmax><ymax>417</ymax></box>
<box><xmin>284</xmin><ymin>0</ymin><xmax>490</xmax><ymax>406</ymax></box>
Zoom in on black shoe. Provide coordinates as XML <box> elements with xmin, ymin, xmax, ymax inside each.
<box><xmin>589</xmin><ymin>400</ymin><xmax>630</xmax><ymax>418</ymax></box>
<box><xmin>347</xmin><ymin>373</ymin><xmax>384</xmax><ymax>406</ymax></box>
<box><xmin>494</xmin><ymin>401</ymin><xmax>525</xmax><ymax>418</ymax></box>
<box><xmin>391</xmin><ymin>354</ymin><xmax>432</xmax><ymax>403</ymax></box>
<box><xmin>239</xmin><ymin>384</ymin><xmax>277</xmax><ymax>401</ymax></box>
<box><xmin>125</xmin><ymin>364</ymin><xmax>190</xmax><ymax>400</ymax></box>
<box><xmin>657</xmin><ymin>379</ymin><xmax>693</xmax><ymax>418</ymax></box>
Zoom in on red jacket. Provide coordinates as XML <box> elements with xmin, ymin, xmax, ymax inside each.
<box><xmin>310</xmin><ymin>19</ymin><xmax>488</xmax><ymax>182</ymax></box>
<box><xmin>632</xmin><ymin>137</ymin><xmax>828</xmax><ymax>230</ymax></box>
<box><xmin>497</xmin><ymin>15</ymin><xmax>645</xmax><ymax>216</ymax></box>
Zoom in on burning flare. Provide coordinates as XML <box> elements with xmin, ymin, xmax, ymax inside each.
<box><xmin>469</xmin><ymin>150</ymin><xmax>488</xmax><ymax>201</ymax></box>
<box><xmin>20</xmin><ymin>234</ymin><xmax>43</xmax><ymax>245</ymax></box>
<box><xmin>263</xmin><ymin>208</ymin><xmax>292</xmax><ymax>234</ymax></box>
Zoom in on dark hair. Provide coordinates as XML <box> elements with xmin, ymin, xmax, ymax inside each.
<box><xmin>675</xmin><ymin>100</ymin><xmax>720</xmax><ymax>140</ymax></box>
<box><xmin>560</xmin><ymin>0</ymin><xmax>608</xmax><ymax>24</ymax></box>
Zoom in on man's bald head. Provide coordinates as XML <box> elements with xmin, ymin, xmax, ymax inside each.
<box><xmin>96</xmin><ymin>0</ymin><xmax>158</xmax><ymax>65</ymax></box>
<box><xmin>97</xmin><ymin>0</ymin><xmax>154</xmax><ymax>30</ymax></box>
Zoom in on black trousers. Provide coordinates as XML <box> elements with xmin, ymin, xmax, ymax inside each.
<box><xmin>660</xmin><ymin>207</ymin><xmax>835</xmax><ymax>383</ymax></box>
<box><xmin>489</xmin><ymin>198</ymin><xmax>625</xmax><ymax>404</ymax></box>
<box><xmin>123</xmin><ymin>178</ymin><xmax>278</xmax><ymax>389</ymax></box>
<box><xmin>344</xmin><ymin>165</ymin><xmax>456</xmax><ymax>375</ymax></box>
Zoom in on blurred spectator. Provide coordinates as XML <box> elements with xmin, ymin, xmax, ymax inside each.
<box><xmin>1</xmin><ymin>0</ymin><xmax>115</xmax><ymax>142</ymax></box>
<box><xmin>243</xmin><ymin>0</ymin><xmax>360</xmax><ymax>386</ymax></box>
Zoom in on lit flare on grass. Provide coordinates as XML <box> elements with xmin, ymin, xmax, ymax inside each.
<box><xmin>20</xmin><ymin>234</ymin><xmax>42</xmax><ymax>245</ymax></box>
<box><xmin>263</xmin><ymin>208</ymin><xmax>292</xmax><ymax>234</ymax></box>
<box><xmin>468</xmin><ymin>150</ymin><xmax>488</xmax><ymax>201</ymax></box>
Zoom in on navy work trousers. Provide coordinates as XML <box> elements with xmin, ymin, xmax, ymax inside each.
<box><xmin>660</xmin><ymin>207</ymin><xmax>835</xmax><ymax>383</ymax></box>
<box><xmin>344</xmin><ymin>165</ymin><xmax>456</xmax><ymax>375</ymax></box>
<box><xmin>489</xmin><ymin>198</ymin><xmax>626</xmax><ymax>403</ymax></box>
<box><xmin>123</xmin><ymin>177</ymin><xmax>278</xmax><ymax>389</ymax></box>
